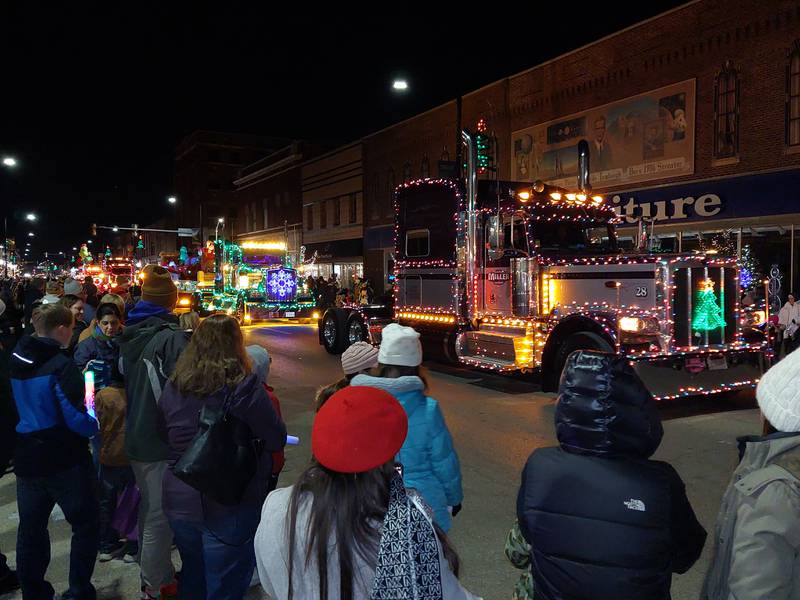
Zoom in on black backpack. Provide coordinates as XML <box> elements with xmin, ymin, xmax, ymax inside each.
<box><xmin>172</xmin><ymin>391</ymin><xmax>258</xmax><ymax>506</ymax></box>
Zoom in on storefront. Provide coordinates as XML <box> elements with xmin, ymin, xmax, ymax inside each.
<box><xmin>612</xmin><ymin>168</ymin><xmax>800</xmax><ymax>309</ymax></box>
<box><xmin>301</xmin><ymin>238</ymin><xmax>364</xmax><ymax>288</ymax></box>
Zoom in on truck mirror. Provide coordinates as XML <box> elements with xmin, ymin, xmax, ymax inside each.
<box><xmin>486</xmin><ymin>216</ymin><xmax>504</xmax><ymax>261</ymax></box>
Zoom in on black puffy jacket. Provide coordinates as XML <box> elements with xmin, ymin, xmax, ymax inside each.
<box><xmin>517</xmin><ymin>351</ymin><xmax>706</xmax><ymax>600</ymax></box>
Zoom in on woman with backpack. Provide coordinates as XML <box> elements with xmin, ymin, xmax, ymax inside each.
<box><xmin>158</xmin><ymin>314</ymin><xmax>286</xmax><ymax>600</ymax></box>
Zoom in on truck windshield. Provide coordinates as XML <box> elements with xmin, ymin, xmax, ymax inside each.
<box><xmin>533</xmin><ymin>222</ymin><xmax>617</xmax><ymax>253</ymax></box>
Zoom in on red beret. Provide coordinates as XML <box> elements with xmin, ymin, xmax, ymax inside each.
<box><xmin>312</xmin><ymin>386</ymin><xmax>408</xmax><ymax>474</ymax></box>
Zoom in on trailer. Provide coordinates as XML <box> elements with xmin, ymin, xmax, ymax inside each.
<box><xmin>320</xmin><ymin>132</ymin><xmax>769</xmax><ymax>399</ymax></box>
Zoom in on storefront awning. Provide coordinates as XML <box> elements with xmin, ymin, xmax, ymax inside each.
<box><xmin>303</xmin><ymin>238</ymin><xmax>363</xmax><ymax>262</ymax></box>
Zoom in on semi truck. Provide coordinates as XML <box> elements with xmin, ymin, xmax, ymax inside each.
<box><xmin>319</xmin><ymin>132</ymin><xmax>769</xmax><ymax>399</ymax></box>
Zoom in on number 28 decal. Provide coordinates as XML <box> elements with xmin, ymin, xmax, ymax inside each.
<box><xmin>634</xmin><ymin>286</ymin><xmax>649</xmax><ymax>297</ymax></box>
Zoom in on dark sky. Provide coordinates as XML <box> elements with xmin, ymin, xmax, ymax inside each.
<box><xmin>1</xmin><ymin>2</ymin><xmax>684</xmax><ymax>261</ymax></box>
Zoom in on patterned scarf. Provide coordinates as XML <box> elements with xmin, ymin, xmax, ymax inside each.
<box><xmin>370</xmin><ymin>475</ymin><xmax>443</xmax><ymax>600</ymax></box>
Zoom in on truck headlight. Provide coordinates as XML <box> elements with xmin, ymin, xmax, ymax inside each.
<box><xmin>179</xmin><ymin>297</ymin><xmax>191</xmax><ymax>306</ymax></box>
<box><xmin>619</xmin><ymin>316</ymin><xmax>659</xmax><ymax>334</ymax></box>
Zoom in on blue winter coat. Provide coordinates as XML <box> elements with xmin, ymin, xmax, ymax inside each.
<box><xmin>350</xmin><ymin>374</ymin><xmax>463</xmax><ymax>531</ymax></box>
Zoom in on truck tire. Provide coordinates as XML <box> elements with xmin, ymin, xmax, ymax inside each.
<box><xmin>321</xmin><ymin>310</ymin><xmax>347</xmax><ymax>354</ymax></box>
<box><xmin>346</xmin><ymin>315</ymin><xmax>367</xmax><ymax>345</ymax></box>
<box><xmin>547</xmin><ymin>332</ymin><xmax>613</xmax><ymax>392</ymax></box>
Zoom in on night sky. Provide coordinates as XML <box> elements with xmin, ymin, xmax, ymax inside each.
<box><xmin>1</xmin><ymin>2</ymin><xmax>683</xmax><ymax>261</ymax></box>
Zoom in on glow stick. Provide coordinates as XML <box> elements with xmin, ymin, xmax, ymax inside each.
<box><xmin>287</xmin><ymin>435</ymin><xmax>299</xmax><ymax>446</ymax></box>
<box><xmin>84</xmin><ymin>370</ymin><xmax>95</xmax><ymax>413</ymax></box>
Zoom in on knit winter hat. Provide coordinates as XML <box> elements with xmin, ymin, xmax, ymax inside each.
<box><xmin>140</xmin><ymin>265</ymin><xmax>177</xmax><ymax>310</ymax></box>
<box><xmin>63</xmin><ymin>278</ymin><xmax>82</xmax><ymax>296</ymax></box>
<box><xmin>312</xmin><ymin>386</ymin><xmax>408</xmax><ymax>474</ymax></box>
<box><xmin>246</xmin><ymin>345</ymin><xmax>270</xmax><ymax>385</ymax></box>
<box><xmin>756</xmin><ymin>348</ymin><xmax>800</xmax><ymax>432</ymax></box>
<box><xmin>378</xmin><ymin>323</ymin><xmax>422</xmax><ymax>367</ymax></box>
<box><xmin>341</xmin><ymin>341</ymin><xmax>379</xmax><ymax>375</ymax></box>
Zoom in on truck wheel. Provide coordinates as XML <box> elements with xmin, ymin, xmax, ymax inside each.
<box><xmin>347</xmin><ymin>316</ymin><xmax>367</xmax><ymax>345</ymax></box>
<box><xmin>547</xmin><ymin>332</ymin><xmax>613</xmax><ymax>392</ymax></box>
<box><xmin>322</xmin><ymin>310</ymin><xmax>346</xmax><ymax>354</ymax></box>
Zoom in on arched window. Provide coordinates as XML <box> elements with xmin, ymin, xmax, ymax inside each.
<box><xmin>441</xmin><ymin>147</ymin><xmax>450</xmax><ymax>161</ymax></box>
<box><xmin>714</xmin><ymin>61</ymin><xmax>739</xmax><ymax>158</ymax></box>
<box><xmin>421</xmin><ymin>155</ymin><xmax>430</xmax><ymax>178</ymax></box>
<box><xmin>403</xmin><ymin>161</ymin><xmax>412</xmax><ymax>183</ymax></box>
<box><xmin>787</xmin><ymin>42</ymin><xmax>800</xmax><ymax>146</ymax></box>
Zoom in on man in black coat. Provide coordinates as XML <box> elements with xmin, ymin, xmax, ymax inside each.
<box><xmin>516</xmin><ymin>350</ymin><xmax>706</xmax><ymax>600</ymax></box>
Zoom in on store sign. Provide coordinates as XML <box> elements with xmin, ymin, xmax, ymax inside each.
<box><xmin>613</xmin><ymin>169</ymin><xmax>800</xmax><ymax>227</ymax></box>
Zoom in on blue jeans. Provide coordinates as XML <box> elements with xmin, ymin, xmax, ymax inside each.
<box><xmin>16</xmin><ymin>462</ymin><xmax>99</xmax><ymax>600</ymax></box>
<box><xmin>169</xmin><ymin>505</ymin><xmax>260</xmax><ymax>600</ymax></box>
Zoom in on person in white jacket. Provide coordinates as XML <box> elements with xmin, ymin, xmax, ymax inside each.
<box><xmin>778</xmin><ymin>292</ymin><xmax>800</xmax><ymax>356</ymax></box>
<box><xmin>254</xmin><ymin>385</ymin><xmax>481</xmax><ymax>600</ymax></box>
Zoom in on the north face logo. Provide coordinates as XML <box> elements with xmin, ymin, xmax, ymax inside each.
<box><xmin>624</xmin><ymin>498</ymin><xmax>646</xmax><ymax>512</ymax></box>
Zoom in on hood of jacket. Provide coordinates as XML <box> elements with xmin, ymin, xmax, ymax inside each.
<box><xmin>350</xmin><ymin>374</ymin><xmax>425</xmax><ymax>404</ymax></box>
<box><xmin>556</xmin><ymin>350</ymin><xmax>663</xmax><ymax>459</ymax></box>
<box><xmin>11</xmin><ymin>335</ymin><xmax>63</xmax><ymax>375</ymax></box>
<box><xmin>126</xmin><ymin>300</ymin><xmax>176</xmax><ymax>326</ymax></box>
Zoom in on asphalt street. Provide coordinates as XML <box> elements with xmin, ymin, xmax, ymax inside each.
<box><xmin>0</xmin><ymin>323</ymin><xmax>761</xmax><ymax>599</ymax></box>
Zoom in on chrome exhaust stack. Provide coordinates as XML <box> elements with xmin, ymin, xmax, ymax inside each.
<box><xmin>577</xmin><ymin>139</ymin><xmax>591</xmax><ymax>193</ymax></box>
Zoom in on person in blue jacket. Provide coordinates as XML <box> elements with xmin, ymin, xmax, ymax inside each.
<box><xmin>10</xmin><ymin>302</ymin><xmax>100</xmax><ymax>600</ymax></box>
<box><xmin>351</xmin><ymin>323</ymin><xmax>463</xmax><ymax>532</ymax></box>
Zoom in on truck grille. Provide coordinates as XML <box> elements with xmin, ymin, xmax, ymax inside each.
<box><xmin>671</xmin><ymin>265</ymin><xmax>738</xmax><ymax>348</ymax></box>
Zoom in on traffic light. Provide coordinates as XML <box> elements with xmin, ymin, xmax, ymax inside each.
<box><xmin>475</xmin><ymin>118</ymin><xmax>494</xmax><ymax>175</ymax></box>
<box><xmin>91</xmin><ymin>223</ymin><xmax>97</xmax><ymax>236</ymax></box>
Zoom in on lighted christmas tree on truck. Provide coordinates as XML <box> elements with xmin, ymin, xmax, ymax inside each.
<box><xmin>693</xmin><ymin>278</ymin><xmax>726</xmax><ymax>331</ymax></box>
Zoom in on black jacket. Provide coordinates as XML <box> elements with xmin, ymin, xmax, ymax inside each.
<box><xmin>517</xmin><ymin>351</ymin><xmax>706</xmax><ymax>600</ymax></box>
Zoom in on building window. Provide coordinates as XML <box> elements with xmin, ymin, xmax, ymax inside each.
<box><xmin>403</xmin><ymin>161</ymin><xmax>412</xmax><ymax>183</ymax></box>
<box><xmin>406</xmin><ymin>229</ymin><xmax>430</xmax><ymax>257</ymax></box>
<box><xmin>306</xmin><ymin>205</ymin><xmax>313</xmax><ymax>231</ymax></box>
<box><xmin>421</xmin><ymin>155</ymin><xmax>430</xmax><ymax>178</ymax></box>
<box><xmin>787</xmin><ymin>42</ymin><xmax>800</xmax><ymax>146</ymax></box>
<box><xmin>370</xmin><ymin>176</ymin><xmax>380</xmax><ymax>220</ymax></box>
<box><xmin>386</xmin><ymin>169</ymin><xmax>396</xmax><ymax>218</ymax></box>
<box><xmin>349</xmin><ymin>193</ymin><xmax>357</xmax><ymax>224</ymax></box>
<box><xmin>441</xmin><ymin>147</ymin><xmax>450</xmax><ymax>161</ymax></box>
<box><xmin>333</xmin><ymin>197</ymin><xmax>341</xmax><ymax>226</ymax></box>
<box><xmin>320</xmin><ymin>200</ymin><xmax>327</xmax><ymax>229</ymax></box>
<box><xmin>714</xmin><ymin>61</ymin><xmax>739</xmax><ymax>158</ymax></box>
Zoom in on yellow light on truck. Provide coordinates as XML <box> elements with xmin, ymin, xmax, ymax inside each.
<box><xmin>244</xmin><ymin>313</ymin><xmax>252</xmax><ymax>323</ymax></box>
<box><xmin>312</xmin><ymin>311</ymin><xmax>321</xmax><ymax>320</ymax></box>
<box><xmin>179</xmin><ymin>297</ymin><xmax>191</xmax><ymax>306</ymax></box>
<box><xmin>619</xmin><ymin>317</ymin><xmax>642</xmax><ymax>332</ymax></box>
<box><xmin>576</xmin><ymin>194</ymin><xmax>587</xmax><ymax>202</ymax></box>
<box><xmin>565</xmin><ymin>193</ymin><xmax>576</xmax><ymax>202</ymax></box>
<box><xmin>238</xmin><ymin>275</ymin><xmax>249</xmax><ymax>288</ymax></box>
<box><xmin>549</xmin><ymin>192</ymin><xmax>562</xmax><ymax>202</ymax></box>
<box><xmin>591</xmin><ymin>195</ymin><xmax>603</xmax><ymax>205</ymax></box>
<box><xmin>518</xmin><ymin>191</ymin><xmax>531</xmax><ymax>202</ymax></box>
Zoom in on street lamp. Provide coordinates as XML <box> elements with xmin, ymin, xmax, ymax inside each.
<box><xmin>215</xmin><ymin>218</ymin><xmax>225</xmax><ymax>243</ymax></box>
<box><xmin>167</xmin><ymin>196</ymin><xmax>177</xmax><ymax>204</ymax></box>
<box><xmin>392</xmin><ymin>79</ymin><xmax>409</xmax><ymax>92</ymax></box>
<box><xmin>28</xmin><ymin>232</ymin><xmax>34</xmax><ymax>237</ymax></box>
<box><xmin>25</xmin><ymin>213</ymin><xmax>37</xmax><ymax>221</ymax></box>
<box><xmin>112</xmin><ymin>226</ymin><xmax>119</xmax><ymax>232</ymax></box>
<box><xmin>2</xmin><ymin>157</ymin><xmax>17</xmax><ymax>168</ymax></box>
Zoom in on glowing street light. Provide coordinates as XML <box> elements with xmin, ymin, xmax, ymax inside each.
<box><xmin>167</xmin><ymin>196</ymin><xmax>177</xmax><ymax>204</ymax></box>
<box><xmin>392</xmin><ymin>79</ymin><xmax>409</xmax><ymax>92</ymax></box>
<box><xmin>72</xmin><ymin>247</ymin><xmax>77</xmax><ymax>251</ymax></box>
<box><xmin>112</xmin><ymin>226</ymin><xmax>119</xmax><ymax>232</ymax></box>
<box><xmin>25</xmin><ymin>213</ymin><xmax>37</xmax><ymax>221</ymax></box>
<box><xmin>2</xmin><ymin>157</ymin><xmax>17</xmax><ymax>167</ymax></box>
<box><xmin>27</xmin><ymin>232</ymin><xmax>34</xmax><ymax>237</ymax></box>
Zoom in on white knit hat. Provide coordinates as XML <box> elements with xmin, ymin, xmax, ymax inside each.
<box><xmin>341</xmin><ymin>341</ymin><xmax>379</xmax><ymax>375</ymax></box>
<box><xmin>756</xmin><ymin>348</ymin><xmax>800</xmax><ymax>432</ymax></box>
<box><xmin>378</xmin><ymin>323</ymin><xmax>422</xmax><ymax>367</ymax></box>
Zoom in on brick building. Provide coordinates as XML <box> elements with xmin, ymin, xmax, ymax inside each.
<box><xmin>232</xmin><ymin>141</ymin><xmax>327</xmax><ymax>267</ymax></box>
<box><xmin>301</xmin><ymin>142</ymin><xmax>365</xmax><ymax>287</ymax></box>
<box><xmin>363</xmin><ymin>0</ymin><xmax>800</xmax><ymax>297</ymax></box>
<box><xmin>174</xmin><ymin>130</ymin><xmax>290</xmax><ymax>245</ymax></box>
